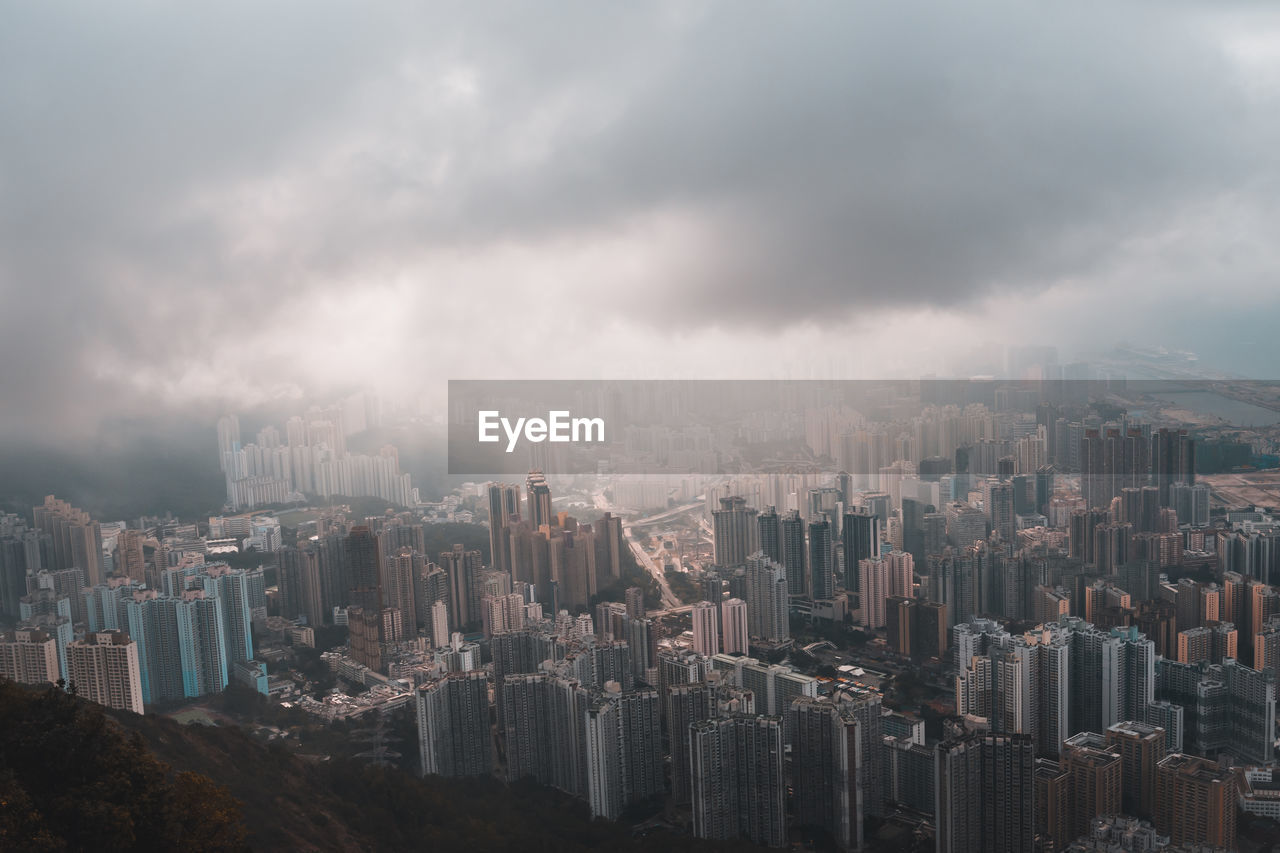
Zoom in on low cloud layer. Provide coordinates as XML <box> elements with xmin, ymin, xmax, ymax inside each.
<box><xmin>2</xmin><ymin>1</ymin><xmax>1279</xmax><ymax>441</ymax></box>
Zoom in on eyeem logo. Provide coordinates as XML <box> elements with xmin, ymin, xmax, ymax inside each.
<box><xmin>477</xmin><ymin>410</ymin><xmax>605</xmax><ymax>453</ymax></box>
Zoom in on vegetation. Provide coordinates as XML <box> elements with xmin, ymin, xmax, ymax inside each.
<box><xmin>418</xmin><ymin>522</ymin><xmax>491</xmax><ymax>563</ymax></box>
<box><xmin>0</xmin><ymin>680</ymin><xmax>248</xmax><ymax>851</ymax></box>
<box><xmin>0</xmin><ymin>679</ymin><xmax>763</xmax><ymax>852</ymax></box>
<box><xmin>665</xmin><ymin>569</ymin><xmax>702</xmax><ymax>605</ymax></box>
<box><xmin>594</xmin><ymin>542</ymin><xmax>661</xmax><ymax>610</ymax></box>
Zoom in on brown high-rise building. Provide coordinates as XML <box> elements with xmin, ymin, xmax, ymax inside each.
<box><xmin>886</xmin><ymin>595</ymin><xmax>913</xmax><ymax>657</ymax></box>
<box><xmin>114</xmin><ymin>529</ymin><xmax>147</xmax><ymax>584</ymax></box>
<box><xmin>593</xmin><ymin>512</ymin><xmax>623</xmax><ymax>582</ymax></box>
<box><xmin>1176</xmin><ymin>627</ymin><xmax>1211</xmax><ymax>665</ymax></box>
<box><xmin>548</xmin><ymin>527</ymin><xmax>596</xmax><ymax>611</ymax></box>
<box><xmin>345</xmin><ymin>526</ymin><xmax>384</xmax><ymax>614</ymax></box>
<box><xmin>1249</xmin><ymin>579</ymin><xmax>1280</xmax><ymax>640</ymax></box>
<box><xmin>1034</xmin><ymin>584</ymin><xmax>1071</xmax><ymax>624</ymax></box>
<box><xmin>1222</xmin><ymin>572</ymin><xmax>1246</xmax><ymax>627</ymax></box>
<box><xmin>66</xmin><ymin>630</ymin><xmax>144</xmax><ymax>714</ymax></box>
<box><xmin>1105</xmin><ymin>720</ymin><xmax>1166</xmax><ymax>820</ymax></box>
<box><xmin>1256</xmin><ymin>618</ymin><xmax>1280</xmax><ymax>680</ymax></box>
<box><xmin>1061</xmin><ymin>732</ymin><xmax>1122</xmax><ymax>842</ymax></box>
<box><xmin>347</xmin><ymin>606</ymin><xmax>384</xmax><ymax>673</ymax></box>
<box><xmin>1033</xmin><ymin>758</ymin><xmax>1070</xmax><ymax>853</ymax></box>
<box><xmin>1135</xmin><ymin>599</ymin><xmax>1178</xmax><ymax>660</ymax></box>
<box><xmin>1154</xmin><ymin>753</ymin><xmax>1236</xmax><ymax>850</ymax></box>
<box><xmin>915</xmin><ymin>600</ymin><xmax>948</xmax><ymax>661</ymax></box>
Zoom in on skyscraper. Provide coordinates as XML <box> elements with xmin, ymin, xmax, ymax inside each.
<box><xmin>712</xmin><ymin>497</ymin><xmax>759</xmax><ymax>568</ymax></box>
<box><xmin>842</xmin><ymin>508</ymin><xmax>879</xmax><ymax>593</ymax></box>
<box><xmin>692</xmin><ymin>601</ymin><xmax>719</xmax><ymax>657</ymax></box>
<box><xmin>439</xmin><ymin>544</ymin><xmax>482</xmax><ymax>631</ymax></box>
<box><xmin>720</xmin><ymin>598</ymin><xmax>748</xmax><ymax>655</ymax></box>
<box><xmin>935</xmin><ymin>732</ymin><xmax>1034</xmax><ymax>853</ymax></box>
<box><xmin>346</xmin><ymin>526</ymin><xmax>384</xmax><ymax>614</ymax></box>
<box><xmin>757</xmin><ymin>506</ymin><xmax>781</xmax><ymax>565</ymax></box>
<box><xmin>690</xmin><ymin>715</ymin><xmax>786</xmax><ymax>848</ymax></box>
<box><xmin>790</xmin><ymin>697</ymin><xmax>863</xmax><ymax>852</ymax></box>
<box><xmin>858</xmin><ymin>556</ymin><xmax>891</xmax><ymax>629</ymax></box>
<box><xmin>809</xmin><ymin>516</ymin><xmax>834</xmax><ymax>600</ymax></box>
<box><xmin>416</xmin><ymin>671</ymin><xmax>492</xmax><ymax>778</ymax></box>
<box><xmin>487</xmin><ymin>482</ymin><xmax>521</xmax><ymax>574</ymax></box>
<box><xmin>1105</xmin><ymin>720</ymin><xmax>1166</xmax><ymax>820</ymax></box>
<box><xmin>199</xmin><ymin>565</ymin><xmax>254</xmax><ymax>665</ymax></box>
<box><xmin>526</xmin><ymin>471</ymin><xmax>553</xmax><ymax>529</ymax></box>
<box><xmin>744</xmin><ymin>553</ymin><xmax>789</xmax><ymax>644</ymax></box>
<box><xmin>770</xmin><ymin>509</ymin><xmax>804</xmax><ymax>598</ymax></box>
<box><xmin>32</xmin><ymin>495</ymin><xmax>103</xmax><ymax>587</ymax></box>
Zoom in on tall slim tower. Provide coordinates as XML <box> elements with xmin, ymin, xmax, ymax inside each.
<box><xmin>526</xmin><ymin>471</ymin><xmax>553</xmax><ymax>529</ymax></box>
<box><xmin>721</xmin><ymin>598</ymin><xmax>749</xmax><ymax>655</ymax></box>
<box><xmin>780</xmin><ymin>509</ymin><xmax>807</xmax><ymax>597</ymax></box>
<box><xmin>809</xmin><ymin>517</ymin><xmax>834</xmax><ymax>600</ymax></box>
<box><xmin>487</xmin><ymin>482</ymin><xmax>521</xmax><ymax>574</ymax></box>
<box><xmin>842</xmin><ymin>507</ymin><xmax>879</xmax><ymax>591</ymax></box>
<box><xmin>757</xmin><ymin>506</ymin><xmax>781</xmax><ymax>565</ymax></box>
<box><xmin>712</xmin><ymin>497</ymin><xmax>759</xmax><ymax>568</ymax></box>
<box><xmin>692</xmin><ymin>601</ymin><xmax>719</xmax><ymax>657</ymax></box>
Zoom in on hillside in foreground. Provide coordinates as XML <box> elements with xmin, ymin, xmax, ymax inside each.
<box><xmin>0</xmin><ymin>681</ymin><xmax>759</xmax><ymax>852</ymax></box>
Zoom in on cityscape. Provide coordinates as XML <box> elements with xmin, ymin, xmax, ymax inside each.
<box><xmin>5</xmin><ymin>363</ymin><xmax>1280</xmax><ymax>850</ymax></box>
<box><xmin>5</xmin><ymin>3</ymin><xmax>1280</xmax><ymax>852</ymax></box>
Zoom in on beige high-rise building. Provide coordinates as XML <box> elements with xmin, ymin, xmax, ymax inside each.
<box><xmin>692</xmin><ymin>601</ymin><xmax>719</xmax><ymax>657</ymax></box>
<box><xmin>721</xmin><ymin>598</ymin><xmax>749</xmax><ymax>655</ymax></box>
<box><xmin>66</xmin><ymin>630</ymin><xmax>144</xmax><ymax>714</ymax></box>
<box><xmin>33</xmin><ymin>495</ymin><xmax>104</xmax><ymax>586</ymax></box>
<box><xmin>0</xmin><ymin>628</ymin><xmax>60</xmax><ymax>685</ymax></box>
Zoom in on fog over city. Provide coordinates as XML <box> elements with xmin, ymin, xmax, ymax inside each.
<box><xmin>3</xmin><ymin>0</ymin><xmax>1280</xmax><ymax>446</ymax></box>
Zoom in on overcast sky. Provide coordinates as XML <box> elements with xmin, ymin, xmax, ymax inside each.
<box><xmin>3</xmin><ymin>1</ymin><xmax>1279</xmax><ymax>441</ymax></box>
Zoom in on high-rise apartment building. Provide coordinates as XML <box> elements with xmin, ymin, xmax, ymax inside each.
<box><xmin>720</xmin><ymin>598</ymin><xmax>748</xmax><ymax>655</ymax></box>
<box><xmin>692</xmin><ymin>601</ymin><xmax>719</xmax><ymax>657</ymax></box>
<box><xmin>66</xmin><ymin>630</ymin><xmax>144</xmax><ymax>715</ymax></box>
<box><xmin>1154</xmin><ymin>753</ymin><xmax>1236</xmax><ymax>850</ymax></box>
<box><xmin>416</xmin><ymin>671</ymin><xmax>492</xmax><ymax>778</ymax></box>
<box><xmin>1060</xmin><ymin>732</ymin><xmax>1122</xmax><ymax>842</ymax></box>
<box><xmin>809</xmin><ymin>517</ymin><xmax>834</xmax><ymax>600</ymax></box>
<box><xmin>935</xmin><ymin>732</ymin><xmax>1035</xmax><ymax>853</ymax></box>
<box><xmin>1105</xmin><ymin>720</ymin><xmax>1166</xmax><ymax>820</ymax></box>
<box><xmin>712</xmin><ymin>497</ymin><xmax>759</xmax><ymax>568</ymax></box>
<box><xmin>690</xmin><ymin>715</ymin><xmax>786</xmax><ymax>848</ymax></box>
<box><xmin>790</xmin><ymin>697</ymin><xmax>863</xmax><ymax>852</ymax></box>
<box><xmin>0</xmin><ymin>628</ymin><xmax>60</xmax><ymax>685</ymax></box>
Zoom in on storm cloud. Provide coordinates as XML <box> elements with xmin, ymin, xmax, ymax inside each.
<box><xmin>2</xmin><ymin>1</ymin><xmax>1279</xmax><ymax>440</ymax></box>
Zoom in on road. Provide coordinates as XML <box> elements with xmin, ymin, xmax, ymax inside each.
<box><xmin>624</xmin><ymin>526</ymin><xmax>681</xmax><ymax>609</ymax></box>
